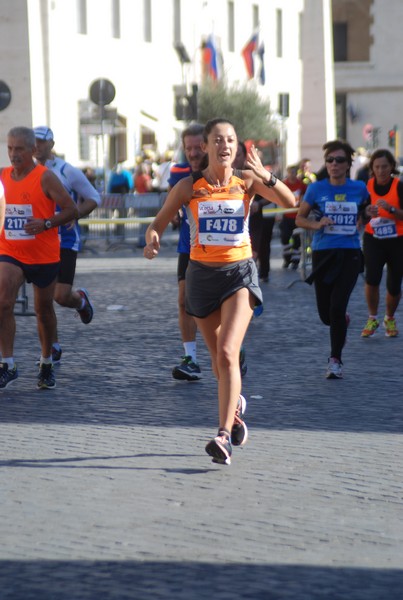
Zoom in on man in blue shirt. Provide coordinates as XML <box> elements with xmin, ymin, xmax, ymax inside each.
<box><xmin>169</xmin><ymin>123</ymin><xmax>206</xmax><ymax>381</ymax></box>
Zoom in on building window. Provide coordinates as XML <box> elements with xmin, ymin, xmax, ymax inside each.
<box><xmin>228</xmin><ymin>1</ymin><xmax>234</xmax><ymax>52</ymax></box>
<box><xmin>112</xmin><ymin>0</ymin><xmax>121</xmax><ymax>39</ymax></box>
<box><xmin>276</xmin><ymin>9</ymin><xmax>282</xmax><ymax>58</ymax></box>
<box><xmin>336</xmin><ymin>93</ymin><xmax>347</xmax><ymax>139</ymax></box>
<box><xmin>173</xmin><ymin>0</ymin><xmax>181</xmax><ymax>44</ymax></box>
<box><xmin>333</xmin><ymin>22</ymin><xmax>347</xmax><ymax>61</ymax></box>
<box><xmin>144</xmin><ymin>0</ymin><xmax>152</xmax><ymax>42</ymax></box>
<box><xmin>332</xmin><ymin>0</ymin><xmax>371</xmax><ymax>62</ymax></box>
<box><xmin>77</xmin><ymin>0</ymin><xmax>87</xmax><ymax>35</ymax></box>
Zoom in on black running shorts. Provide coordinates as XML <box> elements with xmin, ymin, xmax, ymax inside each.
<box><xmin>185</xmin><ymin>258</ymin><xmax>263</xmax><ymax>318</ymax></box>
<box><xmin>0</xmin><ymin>255</ymin><xmax>60</xmax><ymax>288</ymax></box>
<box><xmin>177</xmin><ymin>252</ymin><xmax>190</xmax><ymax>282</ymax></box>
<box><xmin>58</xmin><ymin>248</ymin><xmax>78</xmax><ymax>285</ymax></box>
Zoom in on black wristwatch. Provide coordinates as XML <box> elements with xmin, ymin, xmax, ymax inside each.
<box><xmin>264</xmin><ymin>173</ymin><xmax>277</xmax><ymax>188</ymax></box>
<box><xmin>44</xmin><ymin>219</ymin><xmax>53</xmax><ymax>230</ymax></box>
<box><xmin>389</xmin><ymin>206</ymin><xmax>396</xmax><ymax>214</ymax></box>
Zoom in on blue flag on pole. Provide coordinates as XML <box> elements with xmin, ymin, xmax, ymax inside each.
<box><xmin>257</xmin><ymin>42</ymin><xmax>265</xmax><ymax>85</ymax></box>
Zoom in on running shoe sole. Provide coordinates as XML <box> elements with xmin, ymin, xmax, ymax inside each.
<box><xmin>238</xmin><ymin>394</ymin><xmax>247</xmax><ymax>415</ymax></box>
<box><xmin>0</xmin><ymin>376</ymin><xmax>18</xmax><ymax>389</ymax></box>
<box><xmin>231</xmin><ymin>420</ymin><xmax>248</xmax><ymax>446</ymax></box>
<box><xmin>172</xmin><ymin>368</ymin><xmax>201</xmax><ymax>381</ymax></box>
<box><xmin>37</xmin><ymin>382</ymin><xmax>56</xmax><ymax>390</ymax></box>
<box><xmin>231</xmin><ymin>394</ymin><xmax>248</xmax><ymax>446</ymax></box>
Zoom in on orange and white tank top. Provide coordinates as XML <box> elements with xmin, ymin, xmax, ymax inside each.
<box><xmin>365</xmin><ymin>177</ymin><xmax>403</xmax><ymax>238</ymax></box>
<box><xmin>0</xmin><ymin>165</ymin><xmax>60</xmax><ymax>264</ymax></box>
<box><xmin>187</xmin><ymin>170</ymin><xmax>253</xmax><ymax>263</ymax></box>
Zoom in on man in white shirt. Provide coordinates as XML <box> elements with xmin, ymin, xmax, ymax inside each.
<box><xmin>34</xmin><ymin>126</ymin><xmax>101</xmax><ymax>364</ymax></box>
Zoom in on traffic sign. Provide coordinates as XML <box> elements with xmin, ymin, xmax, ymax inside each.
<box><xmin>0</xmin><ymin>81</ymin><xmax>12</xmax><ymax>111</ymax></box>
<box><xmin>89</xmin><ymin>79</ymin><xmax>116</xmax><ymax>106</ymax></box>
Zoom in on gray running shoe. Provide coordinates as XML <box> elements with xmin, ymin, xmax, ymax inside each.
<box><xmin>172</xmin><ymin>356</ymin><xmax>201</xmax><ymax>381</ymax></box>
<box><xmin>76</xmin><ymin>288</ymin><xmax>94</xmax><ymax>324</ymax></box>
<box><xmin>0</xmin><ymin>363</ymin><xmax>18</xmax><ymax>389</ymax></box>
<box><xmin>37</xmin><ymin>363</ymin><xmax>56</xmax><ymax>389</ymax></box>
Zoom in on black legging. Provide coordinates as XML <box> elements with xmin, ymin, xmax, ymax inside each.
<box><xmin>363</xmin><ymin>232</ymin><xmax>403</xmax><ymax>295</ymax></box>
<box><xmin>312</xmin><ymin>249</ymin><xmax>362</xmax><ymax>361</ymax></box>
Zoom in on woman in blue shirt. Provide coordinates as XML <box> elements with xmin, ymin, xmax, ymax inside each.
<box><xmin>296</xmin><ymin>140</ymin><xmax>370</xmax><ymax>379</ymax></box>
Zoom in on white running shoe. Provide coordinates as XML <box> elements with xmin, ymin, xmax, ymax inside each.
<box><xmin>326</xmin><ymin>357</ymin><xmax>343</xmax><ymax>379</ymax></box>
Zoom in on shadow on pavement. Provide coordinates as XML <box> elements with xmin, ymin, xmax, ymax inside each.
<box><xmin>1</xmin><ymin>560</ymin><xmax>403</xmax><ymax>600</ymax></box>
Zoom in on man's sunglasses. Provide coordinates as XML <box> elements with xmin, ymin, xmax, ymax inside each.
<box><xmin>325</xmin><ymin>156</ymin><xmax>347</xmax><ymax>164</ymax></box>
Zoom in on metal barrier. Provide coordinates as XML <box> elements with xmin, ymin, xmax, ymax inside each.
<box><xmin>292</xmin><ymin>228</ymin><xmax>313</xmax><ymax>280</ymax></box>
<box><xmin>13</xmin><ymin>192</ymin><xmax>167</xmax><ymax>316</ymax></box>
<box><xmin>15</xmin><ymin>282</ymin><xmax>35</xmax><ymax>316</ymax></box>
<box><xmin>261</xmin><ymin>207</ymin><xmax>313</xmax><ymax>284</ymax></box>
<box><xmin>79</xmin><ymin>192</ymin><xmax>167</xmax><ymax>251</ymax></box>
<box><xmin>285</xmin><ymin>226</ymin><xmax>314</xmax><ymax>289</ymax></box>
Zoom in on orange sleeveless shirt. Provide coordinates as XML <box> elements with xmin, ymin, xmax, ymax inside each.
<box><xmin>365</xmin><ymin>177</ymin><xmax>403</xmax><ymax>237</ymax></box>
<box><xmin>187</xmin><ymin>172</ymin><xmax>253</xmax><ymax>262</ymax></box>
<box><xmin>0</xmin><ymin>165</ymin><xmax>60</xmax><ymax>264</ymax></box>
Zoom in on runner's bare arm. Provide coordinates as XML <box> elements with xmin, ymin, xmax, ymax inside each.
<box><xmin>296</xmin><ymin>200</ymin><xmax>333</xmax><ymax>230</ymax></box>
<box><xmin>144</xmin><ymin>177</ymin><xmax>193</xmax><ymax>259</ymax></box>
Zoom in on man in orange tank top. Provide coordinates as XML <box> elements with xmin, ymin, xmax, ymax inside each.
<box><xmin>0</xmin><ymin>127</ymin><xmax>78</xmax><ymax>390</ymax></box>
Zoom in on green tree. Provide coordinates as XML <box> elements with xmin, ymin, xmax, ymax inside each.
<box><xmin>197</xmin><ymin>80</ymin><xmax>279</xmax><ymax>142</ymax></box>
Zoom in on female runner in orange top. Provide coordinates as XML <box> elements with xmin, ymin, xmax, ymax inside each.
<box><xmin>361</xmin><ymin>148</ymin><xmax>403</xmax><ymax>338</ymax></box>
<box><xmin>144</xmin><ymin>118</ymin><xmax>295</xmax><ymax>465</ymax></box>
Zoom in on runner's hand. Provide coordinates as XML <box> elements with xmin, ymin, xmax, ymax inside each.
<box><xmin>246</xmin><ymin>145</ymin><xmax>269</xmax><ymax>181</ymax></box>
<box><xmin>143</xmin><ymin>237</ymin><xmax>159</xmax><ymax>260</ymax></box>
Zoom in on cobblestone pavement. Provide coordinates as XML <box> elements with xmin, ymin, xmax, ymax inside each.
<box><xmin>1</xmin><ymin>239</ymin><xmax>402</xmax><ymax>599</ymax></box>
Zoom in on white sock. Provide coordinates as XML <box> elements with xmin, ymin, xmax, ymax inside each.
<box><xmin>3</xmin><ymin>357</ymin><xmax>14</xmax><ymax>368</ymax></box>
<box><xmin>53</xmin><ymin>343</ymin><xmax>62</xmax><ymax>351</ymax></box>
<box><xmin>183</xmin><ymin>341</ymin><xmax>197</xmax><ymax>362</ymax></box>
<box><xmin>40</xmin><ymin>356</ymin><xmax>52</xmax><ymax>365</ymax></box>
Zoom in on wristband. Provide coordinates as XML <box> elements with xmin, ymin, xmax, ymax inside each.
<box><xmin>264</xmin><ymin>173</ymin><xmax>277</xmax><ymax>188</ymax></box>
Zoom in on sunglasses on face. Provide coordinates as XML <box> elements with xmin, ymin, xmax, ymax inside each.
<box><xmin>325</xmin><ymin>156</ymin><xmax>347</xmax><ymax>164</ymax></box>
